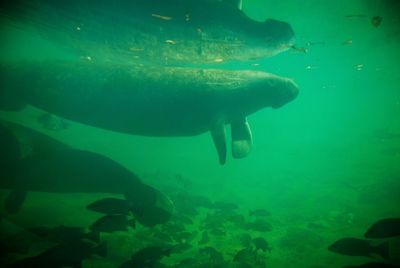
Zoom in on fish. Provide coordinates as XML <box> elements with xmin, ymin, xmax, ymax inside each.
<box><xmin>199</xmin><ymin>246</ymin><xmax>225</xmax><ymax>265</ymax></box>
<box><xmin>28</xmin><ymin>225</ymin><xmax>99</xmax><ymax>243</ymax></box>
<box><xmin>1</xmin><ymin>0</ymin><xmax>295</xmax><ymax>65</ymax></box>
<box><xmin>249</xmin><ymin>209</ymin><xmax>271</xmax><ymax>217</ymax></box>
<box><xmin>364</xmin><ymin>218</ymin><xmax>400</xmax><ymax>239</ymax></box>
<box><xmin>119</xmin><ymin>245</ymin><xmax>172</xmax><ymax>268</ymax></box>
<box><xmin>178</xmin><ymin>257</ymin><xmax>198</xmax><ymax>267</ymax></box>
<box><xmin>86</xmin><ymin>197</ymin><xmax>133</xmax><ymax>215</ymax></box>
<box><xmin>170</xmin><ymin>243</ymin><xmax>193</xmax><ymax>254</ymax></box>
<box><xmin>244</xmin><ymin>219</ymin><xmax>273</xmax><ymax>232</ymax></box>
<box><xmin>328</xmin><ymin>237</ymin><xmax>389</xmax><ymax>258</ymax></box>
<box><xmin>0</xmin><ymin>120</ymin><xmax>174</xmax><ymax>226</ymax></box>
<box><xmin>252</xmin><ymin>237</ymin><xmax>271</xmax><ymax>252</ymax></box>
<box><xmin>198</xmin><ymin>231</ymin><xmax>210</xmax><ymax>245</ymax></box>
<box><xmin>209</xmin><ymin>228</ymin><xmax>226</xmax><ymax>236</ymax></box>
<box><xmin>90</xmin><ymin>215</ymin><xmax>135</xmax><ymax>233</ymax></box>
<box><xmin>233</xmin><ymin>248</ymin><xmax>257</xmax><ymax>264</ymax></box>
<box><xmin>172</xmin><ymin>231</ymin><xmax>197</xmax><ymax>243</ymax></box>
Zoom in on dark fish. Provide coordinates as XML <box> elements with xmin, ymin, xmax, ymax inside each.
<box><xmin>328</xmin><ymin>237</ymin><xmax>389</xmax><ymax>258</ymax></box>
<box><xmin>90</xmin><ymin>215</ymin><xmax>135</xmax><ymax>233</ymax></box>
<box><xmin>209</xmin><ymin>228</ymin><xmax>226</xmax><ymax>236</ymax></box>
<box><xmin>371</xmin><ymin>16</ymin><xmax>382</xmax><ymax>27</ymax></box>
<box><xmin>343</xmin><ymin>262</ymin><xmax>400</xmax><ymax>268</ymax></box>
<box><xmin>198</xmin><ymin>231</ymin><xmax>209</xmax><ymax>245</ymax></box>
<box><xmin>120</xmin><ymin>245</ymin><xmax>172</xmax><ymax>267</ymax></box>
<box><xmin>245</xmin><ymin>219</ymin><xmax>273</xmax><ymax>232</ymax></box>
<box><xmin>186</xmin><ymin>194</ymin><xmax>214</xmax><ymax>209</ymax></box>
<box><xmin>86</xmin><ymin>197</ymin><xmax>133</xmax><ymax>215</ymax></box>
<box><xmin>249</xmin><ymin>209</ymin><xmax>271</xmax><ymax>217</ymax></box>
<box><xmin>171</xmin><ymin>214</ymin><xmax>194</xmax><ymax>225</ymax></box>
<box><xmin>9</xmin><ymin>239</ymin><xmax>106</xmax><ymax>268</ymax></box>
<box><xmin>178</xmin><ymin>257</ymin><xmax>198</xmax><ymax>267</ymax></box>
<box><xmin>199</xmin><ymin>246</ymin><xmax>224</xmax><ymax>265</ymax></box>
<box><xmin>252</xmin><ymin>237</ymin><xmax>270</xmax><ymax>252</ymax></box>
<box><xmin>1</xmin><ymin>0</ymin><xmax>295</xmax><ymax>65</ymax></box>
<box><xmin>233</xmin><ymin>248</ymin><xmax>257</xmax><ymax>264</ymax></box>
<box><xmin>173</xmin><ymin>231</ymin><xmax>197</xmax><ymax>243</ymax></box>
<box><xmin>154</xmin><ymin>232</ymin><xmax>173</xmax><ymax>243</ymax></box>
<box><xmin>28</xmin><ymin>225</ymin><xmax>99</xmax><ymax>243</ymax></box>
<box><xmin>162</xmin><ymin>222</ymin><xmax>186</xmax><ymax>234</ymax></box>
<box><xmin>364</xmin><ymin>218</ymin><xmax>400</xmax><ymax>239</ymax></box>
<box><xmin>170</xmin><ymin>243</ymin><xmax>192</xmax><ymax>254</ymax></box>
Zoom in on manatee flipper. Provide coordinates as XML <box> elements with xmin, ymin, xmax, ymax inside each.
<box><xmin>5</xmin><ymin>190</ymin><xmax>27</xmax><ymax>214</ymax></box>
<box><xmin>231</xmin><ymin>117</ymin><xmax>252</xmax><ymax>159</ymax></box>
<box><xmin>211</xmin><ymin>121</ymin><xmax>227</xmax><ymax>165</ymax></box>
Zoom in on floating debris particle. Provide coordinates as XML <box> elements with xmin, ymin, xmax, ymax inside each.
<box><xmin>291</xmin><ymin>45</ymin><xmax>308</xmax><ymax>53</ymax></box>
<box><xmin>371</xmin><ymin>16</ymin><xmax>382</xmax><ymax>27</ymax></box>
<box><xmin>165</xmin><ymin>39</ymin><xmax>176</xmax><ymax>44</ymax></box>
<box><xmin>342</xmin><ymin>39</ymin><xmax>353</xmax><ymax>45</ymax></box>
<box><xmin>355</xmin><ymin>64</ymin><xmax>364</xmax><ymax>71</ymax></box>
<box><xmin>151</xmin><ymin>13</ymin><xmax>172</xmax><ymax>21</ymax></box>
<box><xmin>214</xmin><ymin>58</ymin><xmax>224</xmax><ymax>62</ymax></box>
<box><xmin>345</xmin><ymin>14</ymin><xmax>367</xmax><ymax>18</ymax></box>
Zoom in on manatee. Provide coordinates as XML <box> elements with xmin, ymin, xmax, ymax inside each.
<box><xmin>1</xmin><ymin>0</ymin><xmax>295</xmax><ymax>64</ymax></box>
<box><xmin>0</xmin><ymin>120</ymin><xmax>174</xmax><ymax>226</ymax></box>
<box><xmin>0</xmin><ymin>61</ymin><xmax>299</xmax><ymax>164</ymax></box>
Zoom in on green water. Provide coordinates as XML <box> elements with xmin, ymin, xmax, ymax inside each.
<box><xmin>1</xmin><ymin>0</ymin><xmax>400</xmax><ymax>267</ymax></box>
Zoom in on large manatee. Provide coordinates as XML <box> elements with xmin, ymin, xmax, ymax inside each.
<box><xmin>0</xmin><ymin>120</ymin><xmax>174</xmax><ymax>227</ymax></box>
<box><xmin>0</xmin><ymin>61</ymin><xmax>299</xmax><ymax>164</ymax></box>
<box><xmin>1</xmin><ymin>0</ymin><xmax>295</xmax><ymax>64</ymax></box>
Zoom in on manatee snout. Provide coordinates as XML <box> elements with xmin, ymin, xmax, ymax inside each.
<box><xmin>264</xmin><ymin>19</ymin><xmax>296</xmax><ymax>49</ymax></box>
<box><xmin>271</xmin><ymin>78</ymin><xmax>299</xmax><ymax>109</ymax></box>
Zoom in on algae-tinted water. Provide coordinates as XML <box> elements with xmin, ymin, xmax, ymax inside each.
<box><xmin>1</xmin><ymin>0</ymin><xmax>400</xmax><ymax>267</ymax></box>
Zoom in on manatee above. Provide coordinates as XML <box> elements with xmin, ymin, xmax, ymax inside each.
<box><xmin>1</xmin><ymin>0</ymin><xmax>295</xmax><ymax>64</ymax></box>
<box><xmin>0</xmin><ymin>62</ymin><xmax>299</xmax><ymax>164</ymax></box>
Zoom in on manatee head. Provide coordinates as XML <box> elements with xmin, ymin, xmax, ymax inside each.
<box><xmin>245</xmin><ymin>73</ymin><xmax>299</xmax><ymax>112</ymax></box>
<box><xmin>267</xmin><ymin>76</ymin><xmax>299</xmax><ymax>108</ymax></box>
<box><xmin>263</xmin><ymin>19</ymin><xmax>295</xmax><ymax>50</ymax></box>
<box><xmin>245</xmin><ymin>18</ymin><xmax>296</xmax><ymax>58</ymax></box>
